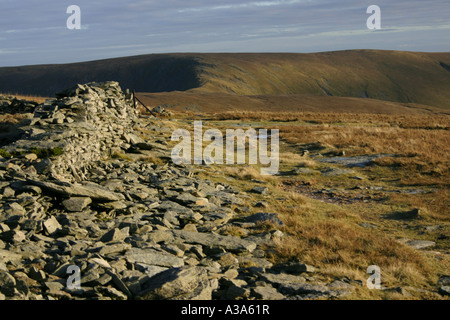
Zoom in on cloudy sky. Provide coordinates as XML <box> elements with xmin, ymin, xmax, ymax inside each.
<box><xmin>0</xmin><ymin>0</ymin><xmax>449</xmax><ymax>66</ymax></box>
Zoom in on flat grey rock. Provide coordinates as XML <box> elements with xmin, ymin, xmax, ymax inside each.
<box><xmin>138</xmin><ymin>266</ymin><xmax>217</xmax><ymax>300</ymax></box>
<box><xmin>0</xmin><ymin>249</ymin><xmax>22</xmax><ymax>263</ymax></box>
<box><xmin>125</xmin><ymin>248</ymin><xmax>184</xmax><ymax>268</ymax></box>
<box><xmin>246</xmin><ymin>212</ymin><xmax>284</xmax><ymax>226</ymax></box>
<box><xmin>62</xmin><ymin>197</ymin><xmax>92</xmax><ymax>212</ymax></box>
<box><xmin>252</xmin><ymin>285</ymin><xmax>285</xmax><ymax>300</ymax></box>
<box><xmin>171</xmin><ymin>230</ymin><xmax>257</xmax><ymax>253</ymax></box>
<box><xmin>406</xmin><ymin>240</ymin><xmax>436</xmax><ymax>250</ymax></box>
<box><xmin>27</xmin><ymin>179</ymin><xmax>125</xmax><ymax>201</ymax></box>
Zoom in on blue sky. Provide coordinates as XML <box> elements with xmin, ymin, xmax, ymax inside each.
<box><xmin>0</xmin><ymin>0</ymin><xmax>449</xmax><ymax>67</ymax></box>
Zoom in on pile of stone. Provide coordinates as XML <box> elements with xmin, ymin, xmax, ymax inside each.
<box><xmin>0</xmin><ymin>82</ymin><xmax>359</xmax><ymax>300</ymax></box>
<box><xmin>0</xmin><ymin>95</ymin><xmax>39</xmax><ymax>115</ymax></box>
<box><xmin>2</xmin><ymin>82</ymin><xmax>142</xmax><ymax>183</ymax></box>
<box><xmin>151</xmin><ymin>104</ymin><xmax>171</xmax><ymax>117</ymax></box>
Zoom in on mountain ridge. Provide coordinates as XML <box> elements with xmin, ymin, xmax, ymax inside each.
<box><xmin>1</xmin><ymin>50</ymin><xmax>450</xmax><ymax>109</ymax></box>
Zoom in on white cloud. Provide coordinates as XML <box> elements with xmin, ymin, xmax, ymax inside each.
<box><xmin>2</xmin><ymin>26</ymin><xmax>65</xmax><ymax>34</ymax></box>
<box><xmin>311</xmin><ymin>24</ymin><xmax>450</xmax><ymax>38</ymax></box>
<box><xmin>178</xmin><ymin>0</ymin><xmax>311</xmax><ymax>13</ymax></box>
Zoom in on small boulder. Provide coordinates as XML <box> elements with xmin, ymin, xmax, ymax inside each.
<box><xmin>246</xmin><ymin>212</ymin><xmax>284</xmax><ymax>226</ymax></box>
<box><xmin>250</xmin><ymin>186</ymin><xmax>269</xmax><ymax>195</ymax></box>
<box><xmin>62</xmin><ymin>197</ymin><xmax>92</xmax><ymax>212</ymax></box>
<box><xmin>138</xmin><ymin>266</ymin><xmax>217</xmax><ymax>300</ymax></box>
<box><xmin>43</xmin><ymin>216</ymin><xmax>62</xmax><ymax>236</ymax></box>
<box><xmin>100</xmin><ymin>228</ymin><xmax>129</xmax><ymax>243</ymax></box>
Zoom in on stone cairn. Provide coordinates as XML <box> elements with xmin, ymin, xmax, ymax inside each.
<box><xmin>0</xmin><ymin>82</ymin><xmax>361</xmax><ymax>300</ymax></box>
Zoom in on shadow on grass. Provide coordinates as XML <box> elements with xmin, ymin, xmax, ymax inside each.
<box><xmin>383</xmin><ymin>208</ymin><xmax>421</xmax><ymax>220</ymax></box>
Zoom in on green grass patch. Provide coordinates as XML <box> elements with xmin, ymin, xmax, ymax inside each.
<box><xmin>29</xmin><ymin>147</ymin><xmax>64</xmax><ymax>158</ymax></box>
<box><xmin>0</xmin><ymin>148</ymin><xmax>12</xmax><ymax>158</ymax></box>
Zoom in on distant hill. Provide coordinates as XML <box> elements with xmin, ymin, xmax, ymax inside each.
<box><xmin>0</xmin><ymin>54</ymin><xmax>202</xmax><ymax>97</ymax></box>
<box><xmin>1</xmin><ymin>50</ymin><xmax>450</xmax><ymax>109</ymax></box>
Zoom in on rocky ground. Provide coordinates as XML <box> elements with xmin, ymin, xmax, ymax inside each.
<box><xmin>0</xmin><ymin>82</ymin><xmax>374</xmax><ymax>300</ymax></box>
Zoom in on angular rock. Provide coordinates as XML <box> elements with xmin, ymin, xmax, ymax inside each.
<box><xmin>172</xmin><ymin>193</ymin><xmax>198</xmax><ymax>205</ymax></box>
<box><xmin>105</xmin><ymin>270</ymin><xmax>133</xmax><ymax>298</ymax></box>
<box><xmin>0</xmin><ymin>229</ymin><xmax>26</xmax><ymax>243</ymax></box>
<box><xmin>4</xmin><ymin>202</ymin><xmax>26</xmax><ymax>217</ymax></box>
<box><xmin>270</xmin><ymin>261</ymin><xmax>317</xmax><ymax>274</ymax></box>
<box><xmin>100</xmin><ymin>228</ymin><xmax>128</xmax><ymax>243</ymax></box>
<box><xmin>24</xmin><ymin>153</ymin><xmax>38</xmax><ymax>161</ymax></box>
<box><xmin>62</xmin><ymin>197</ymin><xmax>92</xmax><ymax>212</ymax></box>
<box><xmin>136</xmin><ymin>265</ymin><xmax>168</xmax><ymax>279</ymax></box>
<box><xmin>139</xmin><ymin>266</ymin><xmax>217</xmax><ymax>300</ymax></box>
<box><xmin>328</xmin><ymin>280</ymin><xmax>355</xmax><ymax>291</ymax></box>
<box><xmin>44</xmin><ymin>281</ymin><xmax>65</xmax><ymax>294</ymax></box>
<box><xmin>0</xmin><ymin>249</ymin><xmax>22</xmax><ymax>263</ymax></box>
<box><xmin>123</xmin><ymin>133</ymin><xmax>145</xmax><ymax>146</ymax></box>
<box><xmin>221</xmin><ymin>278</ymin><xmax>250</xmax><ymax>300</ymax></box>
<box><xmin>195</xmin><ymin>198</ymin><xmax>209</xmax><ymax>206</ymax></box>
<box><xmin>98</xmin><ymin>243</ymin><xmax>132</xmax><ymax>256</ymax></box>
<box><xmin>246</xmin><ymin>212</ymin><xmax>284</xmax><ymax>226</ymax></box>
<box><xmin>28</xmin><ymin>266</ymin><xmax>47</xmax><ymax>282</ymax></box>
<box><xmin>279</xmin><ymin>282</ymin><xmax>331</xmax><ymax>296</ymax></box>
<box><xmin>439</xmin><ymin>286</ymin><xmax>450</xmax><ymax>296</ymax></box>
<box><xmin>147</xmin><ymin>230</ymin><xmax>174</xmax><ymax>244</ymax></box>
<box><xmin>259</xmin><ymin>272</ymin><xmax>306</xmax><ymax>287</ymax></box>
<box><xmin>252</xmin><ymin>285</ymin><xmax>285</xmax><ymax>300</ymax></box>
<box><xmin>216</xmin><ymin>252</ymin><xmax>239</xmax><ymax>268</ymax></box>
<box><xmin>405</xmin><ymin>240</ymin><xmax>436</xmax><ymax>250</ymax></box>
<box><xmin>2</xmin><ymin>187</ymin><xmax>15</xmax><ymax>198</ymax></box>
<box><xmin>250</xmin><ymin>186</ymin><xmax>269</xmax><ymax>195</ymax></box>
<box><xmin>27</xmin><ymin>179</ymin><xmax>124</xmax><ymax>201</ymax></box>
<box><xmin>171</xmin><ymin>230</ymin><xmax>257</xmax><ymax>253</ymax></box>
<box><xmin>43</xmin><ymin>216</ymin><xmax>62</xmax><ymax>236</ymax></box>
<box><xmin>237</xmin><ymin>256</ymin><xmax>273</xmax><ymax>269</ymax></box>
<box><xmin>437</xmin><ymin>275</ymin><xmax>450</xmax><ymax>287</ymax></box>
<box><xmin>382</xmin><ymin>286</ymin><xmax>412</xmax><ymax>297</ymax></box>
<box><xmin>0</xmin><ymin>271</ymin><xmax>17</xmax><ymax>296</ymax></box>
<box><xmin>98</xmin><ymin>286</ymin><xmax>128</xmax><ymax>300</ymax></box>
<box><xmin>125</xmin><ymin>248</ymin><xmax>184</xmax><ymax>268</ymax></box>
<box><xmin>32</xmin><ymin>158</ymin><xmax>53</xmax><ymax>175</ymax></box>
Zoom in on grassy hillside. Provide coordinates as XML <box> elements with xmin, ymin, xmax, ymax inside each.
<box><xmin>1</xmin><ymin>50</ymin><xmax>450</xmax><ymax>109</ymax></box>
<box><xmin>0</xmin><ymin>54</ymin><xmax>202</xmax><ymax>97</ymax></box>
<box><xmin>137</xmin><ymin>91</ymin><xmax>449</xmax><ymax>116</ymax></box>
<box><xmin>191</xmin><ymin>51</ymin><xmax>450</xmax><ymax>109</ymax></box>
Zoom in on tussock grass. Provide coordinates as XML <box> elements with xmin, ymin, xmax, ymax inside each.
<box><xmin>138</xmin><ymin>154</ymin><xmax>167</xmax><ymax>165</ymax></box>
<box><xmin>1</xmin><ymin>93</ymin><xmax>49</xmax><ymax>104</ymax></box>
<box><xmin>192</xmin><ymin>110</ymin><xmax>449</xmax><ymax>299</ymax></box>
<box><xmin>223</xmin><ymin>166</ymin><xmax>278</xmax><ymax>185</ymax></box>
<box><xmin>0</xmin><ymin>113</ymin><xmax>29</xmax><ymax>125</ymax></box>
<box><xmin>269</xmin><ymin>203</ymin><xmax>437</xmax><ymax>292</ymax></box>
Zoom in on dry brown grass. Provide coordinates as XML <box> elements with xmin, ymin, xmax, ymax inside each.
<box><xmin>223</xmin><ymin>166</ymin><xmax>278</xmax><ymax>185</ymax></box>
<box><xmin>273</xmin><ymin>115</ymin><xmax>450</xmax><ymax>187</ymax></box>
<box><xmin>137</xmin><ymin>154</ymin><xmax>167</xmax><ymax>165</ymax></box>
<box><xmin>188</xmin><ymin>110</ymin><xmax>450</xmax><ymax>299</ymax></box>
<box><xmin>280</xmin><ymin>152</ymin><xmax>318</xmax><ymax>168</ymax></box>
<box><xmin>268</xmin><ymin>202</ymin><xmax>438</xmax><ymax>290</ymax></box>
<box><xmin>0</xmin><ymin>113</ymin><xmax>28</xmax><ymax>125</ymax></box>
<box><xmin>1</xmin><ymin>93</ymin><xmax>48</xmax><ymax>104</ymax></box>
<box><xmin>280</xmin><ymin>123</ymin><xmax>449</xmax><ymax>160</ymax></box>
